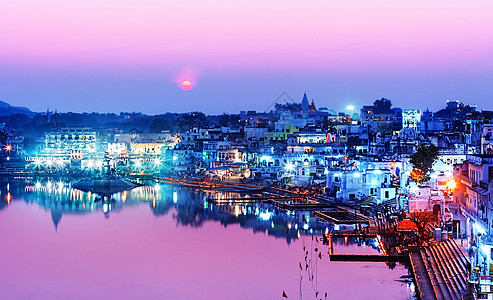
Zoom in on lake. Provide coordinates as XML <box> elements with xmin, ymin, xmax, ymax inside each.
<box><xmin>0</xmin><ymin>181</ymin><xmax>415</xmax><ymax>299</ymax></box>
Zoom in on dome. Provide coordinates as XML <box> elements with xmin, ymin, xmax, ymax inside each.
<box><xmin>398</xmin><ymin>127</ymin><xmax>418</xmax><ymax>140</ymax></box>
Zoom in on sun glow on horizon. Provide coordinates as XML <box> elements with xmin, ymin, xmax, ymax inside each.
<box><xmin>181</xmin><ymin>80</ymin><xmax>193</xmax><ymax>91</ymax></box>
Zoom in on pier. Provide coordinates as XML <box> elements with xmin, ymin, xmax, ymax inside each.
<box><xmin>314</xmin><ymin>209</ymin><xmax>371</xmax><ymax>225</ymax></box>
<box><xmin>327</xmin><ymin>229</ymin><xmax>407</xmax><ymax>262</ymax></box>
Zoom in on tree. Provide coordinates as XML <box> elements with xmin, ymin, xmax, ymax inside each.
<box><xmin>410</xmin><ymin>143</ymin><xmax>439</xmax><ymax>184</ymax></box>
<box><xmin>149</xmin><ymin>117</ymin><xmax>171</xmax><ymax>133</ymax></box>
<box><xmin>274</xmin><ymin>102</ymin><xmax>302</xmax><ymax>112</ymax></box>
<box><xmin>0</xmin><ymin>130</ymin><xmax>8</xmax><ymax>146</ymax></box>
<box><xmin>409</xmin><ymin>212</ymin><xmax>434</xmax><ymax>246</ymax></box>
<box><xmin>219</xmin><ymin>113</ymin><xmax>241</xmax><ymax>128</ymax></box>
<box><xmin>174</xmin><ymin>111</ymin><xmax>209</xmax><ymax>132</ymax></box>
<box><xmin>373</xmin><ymin>98</ymin><xmax>392</xmax><ymax>114</ymax></box>
<box><xmin>410</xmin><ymin>168</ymin><xmax>426</xmax><ymax>185</ymax></box>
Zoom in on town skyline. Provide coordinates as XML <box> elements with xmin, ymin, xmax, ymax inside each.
<box><xmin>0</xmin><ymin>92</ymin><xmax>485</xmax><ymax>116</ymax></box>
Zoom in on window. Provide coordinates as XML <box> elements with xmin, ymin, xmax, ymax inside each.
<box><xmin>385</xmin><ymin>191</ymin><xmax>389</xmax><ymax>198</ymax></box>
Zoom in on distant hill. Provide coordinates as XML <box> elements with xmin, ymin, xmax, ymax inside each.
<box><xmin>0</xmin><ymin>100</ymin><xmax>33</xmax><ymax>116</ymax></box>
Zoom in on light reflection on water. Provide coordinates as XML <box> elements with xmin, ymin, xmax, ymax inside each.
<box><xmin>0</xmin><ymin>181</ymin><xmax>415</xmax><ymax>300</ymax></box>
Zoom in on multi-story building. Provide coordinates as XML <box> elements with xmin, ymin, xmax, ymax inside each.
<box><xmin>44</xmin><ymin>127</ymin><xmax>97</xmax><ymax>154</ymax></box>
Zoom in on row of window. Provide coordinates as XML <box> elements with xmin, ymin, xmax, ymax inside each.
<box><xmin>47</xmin><ymin>135</ymin><xmax>95</xmax><ymax>140</ymax></box>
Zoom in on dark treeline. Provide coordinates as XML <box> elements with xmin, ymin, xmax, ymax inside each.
<box><xmin>0</xmin><ymin>111</ymin><xmax>251</xmax><ymax>137</ymax></box>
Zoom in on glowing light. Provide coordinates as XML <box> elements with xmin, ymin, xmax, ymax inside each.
<box><xmin>173</xmin><ymin>191</ymin><xmax>177</xmax><ymax>203</ymax></box>
<box><xmin>482</xmin><ymin>244</ymin><xmax>492</xmax><ymax>256</ymax></box>
<box><xmin>95</xmin><ymin>160</ymin><xmax>103</xmax><ymax>168</ymax></box>
<box><xmin>371</xmin><ymin>180</ymin><xmax>378</xmax><ymax>186</ymax></box>
<box><xmin>135</xmin><ymin>160</ymin><xmax>142</xmax><ymax>168</ymax></box>
<box><xmin>346</xmin><ymin>105</ymin><xmax>355</xmax><ymax>112</ymax></box>
<box><xmin>474</xmin><ymin>223</ymin><xmax>486</xmax><ymax>235</ymax></box>
<box><xmin>172</xmin><ymin>156</ymin><xmax>178</xmax><ymax>161</ymax></box>
<box><xmin>260</xmin><ymin>155</ymin><xmax>271</xmax><ymax>162</ymax></box>
<box><xmin>35</xmin><ymin>182</ymin><xmax>41</xmax><ymax>188</ymax></box>
<box><xmin>181</xmin><ymin>80</ymin><xmax>192</xmax><ymax>91</ymax></box>
<box><xmin>446</xmin><ymin>180</ymin><xmax>456</xmax><ymax>190</ymax></box>
<box><xmin>86</xmin><ymin>160</ymin><xmax>94</xmax><ymax>168</ymax></box>
<box><xmin>354</xmin><ymin>172</ymin><xmax>361</xmax><ymax>178</ymax></box>
<box><xmin>303</xmin><ymin>161</ymin><xmax>309</xmax><ymax>166</ymax></box>
<box><xmin>259</xmin><ymin>211</ymin><xmax>273</xmax><ymax>221</ymax></box>
<box><xmin>285</xmin><ymin>163</ymin><xmax>294</xmax><ymax>172</ymax></box>
<box><xmin>153</xmin><ymin>158</ymin><xmax>161</xmax><ymax>165</ymax></box>
<box><xmin>6</xmin><ymin>192</ymin><xmax>11</xmax><ymax>204</ymax></box>
<box><xmin>58</xmin><ymin>182</ymin><xmax>64</xmax><ymax>189</ymax></box>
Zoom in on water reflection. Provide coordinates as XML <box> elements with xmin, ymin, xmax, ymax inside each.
<box><xmin>2</xmin><ymin>181</ymin><xmax>330</xmax><ymax>244</ymax></box>
<box><xmin>0</xmin><ymin>180</ymin><xmax>415</xmax><ymax>300</ymax></box>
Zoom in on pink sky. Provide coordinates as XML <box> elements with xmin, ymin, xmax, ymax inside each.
<box><xmin>1</xmin><ymin>0</ymin><xmax>492</xmax><ymax>113</ymax></box>
<box><xmin>2</xmin><ymin>0</ymin><xmax>492</xmax><ymax>69</ymax></box>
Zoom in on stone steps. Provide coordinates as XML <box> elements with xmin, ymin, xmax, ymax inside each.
<box><xmin>420</xmin><ymin>239</ymin><xmax>469</xmax><ymax>299</ymax></box>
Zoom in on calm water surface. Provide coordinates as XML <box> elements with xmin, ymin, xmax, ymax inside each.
<box><xmin>0</xmin><ymin>181</ymin><xmax>414</xmax><ymax>300</ymax></box>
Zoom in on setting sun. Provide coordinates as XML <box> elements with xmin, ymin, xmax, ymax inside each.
<box><xmin>181</xmin><ymin>80</ymin><xmax>192</xmax><ymax>91</ymax></box>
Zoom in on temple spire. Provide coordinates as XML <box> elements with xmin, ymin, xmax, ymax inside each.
<box><xmin>301</xmin><ymin>92</ymin><xmax>309</xmax><ymax>113</ymax></box>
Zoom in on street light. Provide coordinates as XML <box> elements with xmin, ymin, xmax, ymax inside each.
<box><xmin>446</xmin><ymin>179</ymin><xmax>456</xmax><ymax>190</ymax></box>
